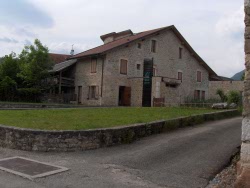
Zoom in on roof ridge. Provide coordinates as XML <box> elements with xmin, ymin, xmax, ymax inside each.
<box><xmin>71</xmin><ymin>26</ymin><xmax>172</xmax><ymax>59</ymax></box>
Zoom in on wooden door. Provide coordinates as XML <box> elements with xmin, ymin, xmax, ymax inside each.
<box><xmin>123</xmin><ymin>87</ymin><xmax>131</xmax><ymax>106</ymax></box>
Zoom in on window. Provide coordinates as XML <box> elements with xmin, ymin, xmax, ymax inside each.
<box><xmin>120</xmin><ymin>59</ymin><xmax>128</xmax><ymax>74</ymax></box>
<box><xmin>91</xmin><ymin>58</ymin><xmax>97</xmax><ymax>73</ymax></box>
<box><xmin>202</xmin><ymin>91</ymin><xmax>205</xmax><ymax>100</ymax></box>
<box><xmin>194</xmin><ymin>90</ymin><xmax>201</xmax><ymax>100</ymax></box>
<box><xmin>136</xmin><ymin>64</ymin><xmax>141</xmax><ymax>70</ymax></box>
<box><xmin>88</xmin><ymin>86</ymin><xmax>99</xmax><ymax>100</ymax></box>
<box><xmin>178</xmin><ymin>72</ymin><xmax>183</xmax><ymax>82</ymax></box>
<box><xmin>197</xmin><ymin>71</ymin><xmax>202</xmax><ymax>82</ymax></box>
<box><xmin>179</xmin><ymin>48</ymin><xmax>183</xmax><ymax>59</ymax></box>
<box><xmin>151</xmin><ymin>40</ymin><xmax>157</xmax><ymax>53</ymax></box>
<box><xmin>137</xmin><ymin>43</ymin><xmax>142</xmax><ymax>49</ymax></box>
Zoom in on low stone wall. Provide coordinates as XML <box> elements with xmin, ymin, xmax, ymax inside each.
<box><xmin>0</xmin><ymin>110</ymin><xmax>240</xmax><ymax>152</ymax></box>
<box><xmin>0</xmin><ymin>103</ymin><xmax>81</xmax><ymax>109</ymax></box>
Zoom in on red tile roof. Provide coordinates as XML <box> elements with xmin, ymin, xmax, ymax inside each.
<box><xmin>71</xmin><ymin>26</ymin><xmax>169</xmax><ymax>59</ymax></box>
<box><xmin>49</xmin><ymin>53</ymin><xmax>71</xmax><ymax>64</ymax></box>
<box><xmin>71</xmin><ymin>25</ymin><xmax>217</xmax><ymax>76</ymax></box>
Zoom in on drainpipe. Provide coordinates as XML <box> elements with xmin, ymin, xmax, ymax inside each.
<box><xmin>100</xmin><ymin>56</ymin><xmax>105</xmax><ymax>106</ymax></box>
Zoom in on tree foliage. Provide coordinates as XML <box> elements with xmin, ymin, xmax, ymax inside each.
<box><xmin>18</xmin><ymin>39</ymin><xmax>52</xmax><ymax>88</ymax></box>
<box><xmin>216</xmin><ymin>89</ymin><xmax>228</xmax><ymax>102</ymax></box>
<box><xmin>227</xmin><ymin>90</ymin><xmax>241</xmax><ymax>105</ymax></box>
<box><xmin>0</xmin><ymin>39</ymin><xmax>52</xmax><ymax>102</ymax></box>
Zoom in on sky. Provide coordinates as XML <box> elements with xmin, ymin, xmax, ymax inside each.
<box><xmin>0</xmin><ymin>0</ymin><xmax>245</xmax><ymax>77</ymax></box>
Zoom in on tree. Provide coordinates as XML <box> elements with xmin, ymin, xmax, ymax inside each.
<box><xmin>216</xmin><ymin>89</ymin><xmax>228</xmax><ymax>102</ymax></box>
<box><xmin>0</xmin><ymin>52</ymin><xmax>20</xmax><ymax>83</ymax></box>
<box><xmin>18</xmin><ymin>39</ymin><xmax>53</xmax><ymax>89</ymax></box>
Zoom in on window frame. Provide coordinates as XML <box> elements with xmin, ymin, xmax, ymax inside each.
<box><xmin>88</xmin><ymin>85</ymin><xmax>99</xmax><ymax>100</ymax></box>
<box><xmin>120</xmin><ymin>59</ymin><xmax>128</xmax><ymax>75</ymax></box>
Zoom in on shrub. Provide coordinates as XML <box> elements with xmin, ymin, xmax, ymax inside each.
<box><xmin>17</xmin><ymin>88</ymin><xmax>41</xmax><ymax>102</ymax></box>
<box><xmin>227</xmin><ymin>90</ymin><xmax>241</xmax><ymax>105</ymax></box>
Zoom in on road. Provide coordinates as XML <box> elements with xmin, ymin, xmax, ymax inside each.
<box><xmin>0</xmin><ymin>117</ymin><xmax>242</xmax><ymax>188</ymax></box>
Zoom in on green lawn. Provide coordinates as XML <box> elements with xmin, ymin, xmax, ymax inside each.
<box><xmin>0</xmin><ymin>107</ymin><xmax>218</xmax><ymax>130</ymax></box>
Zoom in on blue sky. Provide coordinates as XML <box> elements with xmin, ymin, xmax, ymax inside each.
<box><xmin>0</xmin><ymin>0</ymin><xmax>244</xmax><ymax>77</ymax></box>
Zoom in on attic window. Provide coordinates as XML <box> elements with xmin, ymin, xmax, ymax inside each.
<box><xmin>137</xmin><ymin>43</ymin><xmax>142</xmax><ymax>49</ymax></box>
<box><xmin>137</xmin><ymin>64</ymin><xmax>141</xmax><ymax>70</ymax></box>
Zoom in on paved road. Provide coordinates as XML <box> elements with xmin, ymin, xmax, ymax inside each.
<box><xmin>0</xmin><ymin>117</ymin><xmax>242</xmax><ymax>188</ymax></box>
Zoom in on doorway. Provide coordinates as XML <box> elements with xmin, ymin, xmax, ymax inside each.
<box><xmin>119</xmin><ymin>86</ymin><xmax>131</xmax><ymax>106</ymax></box>
<box><xmin>142</xmin><ymin>59</ymin><xmax>153</xmax><ymax>107</ymax></box>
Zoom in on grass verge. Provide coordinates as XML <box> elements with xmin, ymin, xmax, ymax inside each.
<box><xmin>0</xmin><ymin>107</ymin><xmax>218</xmax><ymax>130</ymax></box>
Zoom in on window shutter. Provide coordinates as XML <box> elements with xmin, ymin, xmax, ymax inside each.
<box><xmin>95</xmin><ymin>86</ymin><xmax>99</xmax><ymax>99</ymax></box>
<box><xmin>120</xmin><ymin>59</ymin><xmax>127</xmax><ymax>74</ymax></box>
<box><xmin>91</xmin><ymin>58</ymin><xmax>97</xmax><ymax>73</ymax></box>
<box><xmin>88</xmin><ymin>86</ymin><xmax>90</xmax><ymax>99</ymax></box>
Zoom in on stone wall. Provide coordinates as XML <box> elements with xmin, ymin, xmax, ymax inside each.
<box><xmin>236</xmin><ymin>1</ymin><xmax>250</xmax><ymax>187</ymax></box>
<box><xmin>0</xmin><ymin>110</ymin><xmax>239</xmax><ymax>152</ymax></box>
<box><xmin>209</xmin><ymin>81</ymin><xmax>244</xmax><ymax>100</ymax></box>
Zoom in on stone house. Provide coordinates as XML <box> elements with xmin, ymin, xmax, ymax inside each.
<box><xmin>49</xmin><ymin>25</ymin><xmax>217</xmax><ymax>106</ymax></box>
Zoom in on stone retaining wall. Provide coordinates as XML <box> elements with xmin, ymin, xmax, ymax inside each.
<box><xmin>0</xmin><ymin>110</ymin><xmax>240</xmax><ymax>152</ymax></box>
<box><xmin>0</xmin><ymin>103</ymin><xmax>82</xmax><ymax>109</ymax></box>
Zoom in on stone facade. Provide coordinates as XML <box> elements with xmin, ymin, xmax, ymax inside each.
<box><xmin>235</xmin><ymin>1</ymin><xmax>250</xmax><ymax>187</ymax></box>
<box><xmin>0</xmin><ymin>110</ymin><xmax>239</xmax><ymax>152</ymax></box>
<box><xmin>209</xmin><ymin>81</ymin><xmax>244</xmax><ymax>100</ymax></box>
<box><xmin>74</xmin><ymin>28</ymin><xmax>211</xmax><ymax>106</ymax></box>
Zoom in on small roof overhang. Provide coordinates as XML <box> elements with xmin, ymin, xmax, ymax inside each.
<box><xmin>49</xmin><ymin>59</ymin><xmax>77</xmax><ymax>73</ymax></box>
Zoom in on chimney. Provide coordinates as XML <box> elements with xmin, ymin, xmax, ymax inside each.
<box><xmin>100</xmin><ymin>30</ymin><xmax>133</xmax><ymax>44</ymax></box>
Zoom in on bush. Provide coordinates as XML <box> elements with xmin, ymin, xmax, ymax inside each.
<box><xmin>17</xmin><ymin>88</ymin><xmax>41</xmax><ymax>102</ymax></box>
<box><xmin>227</xmin><ymin>90</ymin><xmax>241</xmax><ymax>105</ymax></box>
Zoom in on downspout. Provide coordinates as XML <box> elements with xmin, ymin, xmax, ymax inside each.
<box><xmin>100</xmin><ymin>56</ymin><xmax>105</xmax><ymax>106</ymax></box>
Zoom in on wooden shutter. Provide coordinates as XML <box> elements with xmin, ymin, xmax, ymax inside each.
<box><xmin>202</xmin><ymin>91</ymin><xmax>205</xmax><ymax>100</ymax></box>
<box><xmin>95</xmin><ymin>86</ymin><xmax>99</xmax><ymax>99</ymax></box>
<box><xmin>88</xmin><ymin>86</ymin><xmax>91</xmax><ymax>99</ymax></box>
<box><xmin>120</xmin><ymin>59</ymin><xmax>127</xmax><ymax>74</ymax></box>
<box><xmin>179</xmin><ymin>48</ymin><xmax>183</xmax><ymax>59</ymax></box>
<box><xmin>197</xmin><ymin>71</ymin><xmax>202</xmax><ymax>82</ymax></box>
<box><xmin>151</xmin><ymin>40</ymin><xmax>156</xmax><ymax>53</ymax></box>
<box><xmin>91</xmin><ymin>58</ymin><xmax>97</xmax><ymax>73</ymax></box>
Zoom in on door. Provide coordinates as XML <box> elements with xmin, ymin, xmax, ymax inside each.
<box><xmin>119</xmin><ymin>86</ymin><xmax>131</xmax><ymax>106</ymax></box>
<box><xmin>123</xmin><ymin>87</ymin><xmax>131</xmax><ymax>106</ymax></box>
<box><xmin>78</xmin><ymin>86</ymin><xmax>82</xmax><ymax>104</ymax></box>
<box><xmin>142</xmin><ymin>59</ymin><xmax>153</xmax><ymax>107</ymax></box>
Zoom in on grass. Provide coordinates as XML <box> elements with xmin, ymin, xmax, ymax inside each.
<box><xmin>0</xmin><ymin>107</ymin><xmax>218</xmax><ymax>130</ymax></box>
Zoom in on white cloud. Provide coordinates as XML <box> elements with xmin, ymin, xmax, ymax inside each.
<box><xmin>0</xmin><ymin>0</ymin><xmax>245</xmax><ymax>77</ymax></box>
<box><xmin>216</xmin><ymin>6</ymin><xmax>244</xmax><ymax>37</ymax></box>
